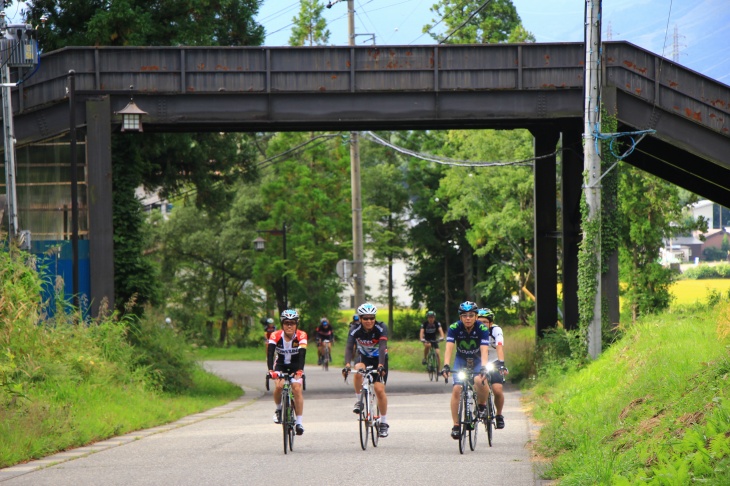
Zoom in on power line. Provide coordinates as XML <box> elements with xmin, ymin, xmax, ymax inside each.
<box><xmin>440</xmin><ymin>0</ymin><xmax>492</xmax><ymax>44</ymax></box>
<box><xmin>362</xmin><ymin>131</ymin><xmax>550</xmax><ymax>167</ymax></box>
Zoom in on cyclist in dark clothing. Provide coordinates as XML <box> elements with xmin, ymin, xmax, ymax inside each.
<box><xmin>420</xmin><ymin>310</ymin><xmax>445</xmax><ymax>366</ymax></box>
<box><xmin>342</xmin><ymin>302</ymin><xmax>390</xmax><ymax>438</ymax></box>
<box><xmin>314</xmin><ymin>317</ymin><xmax>335</xmax><ymax>365</ymax></box>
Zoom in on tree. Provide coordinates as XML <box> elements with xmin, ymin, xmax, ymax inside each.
<box><xmin>288</xmin><ymin>0</ymin><xmax>331</xmax><ymax>47</ymax></box>
<box><xmin>254</xmin><ymin>132</ymin><xmax>352</xmax><ymax>327</ymax></box>
<box><xmin>618</xmin><ymin>166</ymin><xmax>703</xmax><ymax>320</ymax></box>
<box><xmin>424</xmin><ymin>0</ymin><xmax>534</xmax><ymax>44</ymax></box>
<box><xmin>360</xmin><ymin>132</ymin><xmax>411</xmax><ymax>331</ymax></box>
<box><xmin>155</xmin><ymin>182</ymin><xmax>263</xmax><ymax>344</ymax></box>
<box><xmin>24</xmin><ymin>1</ymin><xmax>266</xmax><ymax>313</ymax></box>
<box><xmin>436</xmin><ymin>129</ymin><xmax>535</xmax><ymax>324</ymax></box>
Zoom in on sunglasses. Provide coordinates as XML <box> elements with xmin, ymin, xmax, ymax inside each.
<box><xmin>282</xmin><ymin>321</ymin><xmax>297</xmax><ymax>326</ymax></box>
<box><xmin>360</xmin><ymin>316</ymin><xmax>375</xmax><ymax>321</ymax></box>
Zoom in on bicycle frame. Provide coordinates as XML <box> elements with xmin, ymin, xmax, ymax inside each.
<box><xmin>349</xmin><ymin>366</ymin><xmax>382</xmax><ymax>450</ymax></box>
<box><xmin>266</xmin><ymin>372</ymin><xmax>304</xmax><ymax>454</ymax></box>
<box><xmin>454</xmin><ymin>368</ymin><xmax>481</xmax><ymax>454</ymax></box>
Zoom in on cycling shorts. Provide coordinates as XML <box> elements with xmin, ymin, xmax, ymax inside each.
<box><xmin>355</xmin><ymin>355</ymin><xmax>388</xmax><ymax>385</ymax></box>
<box><xmin>274</xmin><ymin>363</ymin><xmax>304</xmax><ymax>384</ymax></box>
<box><xmin>423</xmin><ymin>338</ymin><xmax>439</xmax><ymax>349</ymax></box>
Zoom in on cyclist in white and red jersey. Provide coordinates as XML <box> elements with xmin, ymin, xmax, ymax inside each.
<box><xmin>268</xmin><ymin>309</ymin><xmax>308</xmax><ymax>435</ymax></box>
<box><xmin>477</xmin><ymin>307</ymin><xmax>509</xmax><ymax>429</ymax></box>
<box><xmin>342</xmin><ymin>302</ymin><xmax>390</xmax><ymax>438</ymax></box>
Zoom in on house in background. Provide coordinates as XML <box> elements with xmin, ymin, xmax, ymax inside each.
<box><xmin>685</xmin><ymin>200</ymin><xmax>730</xmax><ymax>262</ymax></box>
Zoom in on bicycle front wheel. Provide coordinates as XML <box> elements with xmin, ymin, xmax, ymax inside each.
<box><xmin>323</xmin><ymin>348</ymin><xmax>330</xmax><ymax>371</ymax></box>
<box><xmin>359</xmin><ymin>390</ymin><xmax>369</xmax><ymax>450</ymax></box>
<box><xmin>282</xmin><ymin>394</ymin><xmax>292</xmax><ymax>454</ymax></box>
<box><xmin>370</xmin><ymin>391</ymin><xmax>380</xmax><ymax>448</ymax></box>
<box><xmin>469</xmin><ymin>393</ymin><xmax>478</xmax><ymax>451</ymax></box>
<box><xmin>458</xmin><ymin>391</ymin><xmax>468</xmax><ymax>454</ymax></box>
<box><xmin>427</xmin><ymin>353</ymin><xmax>435</xmax><ymax>381</ymax></box>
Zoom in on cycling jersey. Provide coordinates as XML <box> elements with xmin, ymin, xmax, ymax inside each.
<box><xmin>421</xmin><ymin>320</ymin><xmax>443</xmax><ymax>341</ymax></box>
<box><xmin>314</xmin><ymin>325</ymin><xmax>334</xmax><ymax>342</ymax></box>
<box><xmin>486</xmin><ymin>325</ymin><xmax>504</xmax><ymax>357</ymax></box>
<box><xmin>267</xmin><ymin>329</ymin><xmax>308</xmax><ymax>371</ymax></box>
<box><xmin>345</xmin><ymin>322</ymin><xmax>388</xmax><ymax>365</ymax></box>
<box><xmin>447</xmin><ymin>320</ymin><xmax>489</xmax><ymax>367</ymax></box>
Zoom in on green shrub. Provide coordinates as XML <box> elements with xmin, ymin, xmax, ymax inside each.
<box><xmin>681</xmin><ymin>263</ymin><xmax>730</xmax><ymax>280</ymax></box>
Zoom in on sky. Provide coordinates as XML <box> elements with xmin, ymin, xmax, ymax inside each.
<box><xmin>254</xmin><ymin>0</ymin><xmax>730</xmax><ymax>83</ymax></box>
<box><xmin>3</xmin><ymin>1</ymin><xmax>727</xmax><ymax>82</ymax></box>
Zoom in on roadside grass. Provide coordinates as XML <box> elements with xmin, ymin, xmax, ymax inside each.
<box><xmin>527</xmin><ymin>300</ymin><xmax>730</xmax><ymax>484</ymax></box>
<box><xmin>0</xmin><ymin>365</ymin><xmax>241</xmax><ymax>468</ymax></box>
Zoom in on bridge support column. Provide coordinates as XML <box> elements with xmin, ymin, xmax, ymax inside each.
<box><xmin>561</xmin><ymin>130</ymin><xmax>583</xmax><ymax>331</ymax></box>
<box><xmin>532</xmin><ymin>129</ymin><xmax>560</xmax><ymax>338</ymax></box>
<box><xmin>86</xmin><ymin>97</ymin><xmax>115</xmax><ymax>317</ymax></box>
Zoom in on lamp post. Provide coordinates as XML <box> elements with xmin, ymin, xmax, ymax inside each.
<box><xmin>253</xmin><ymin>223</ymin><xmax>288</xmax><ymax>310</ymax></box>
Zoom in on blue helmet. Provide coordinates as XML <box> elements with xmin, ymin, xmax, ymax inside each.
<box><xmin>478</xmin><ymin>308</ymin><xmax>495</xmax><ymax>320</ymax></box>
<box><xmin>357</xmin><ymin>302</ymin><xmax>377</xmax><ymax>316</ymax></box>
<box><xmin>320</xmin><ymin>318</ymin><xmax>329</xmax><ymax>326</ymax></box>
<box><xmin>458</xmin><ymin>301</ymin><xmax>478</xmax><ymax>314</ymax></box>
<box><xmin>352</xmin><ymin>315</ymin><xmax>360</xmax><ymax>321</ymax></box>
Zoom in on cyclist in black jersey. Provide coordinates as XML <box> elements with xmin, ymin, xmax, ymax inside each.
<box><xmin>314</xmin><ymin>317</ymin><xmax>335</xmax><ymax>365</ymax></box>
<box><xmin>420</xmin><ymin>310</ymin><xmax>445</xmax><ymax>366</ymax></box>
<box><xmin>342</xmin><ymin>302</ymin><xmax>390</xmax><ymax>438</ymax></box>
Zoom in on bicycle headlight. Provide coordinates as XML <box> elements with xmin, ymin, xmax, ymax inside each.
<box><xmin>486</xmin><ymin>362</ymin><xmax>495</xmax><ymax>372</ymax></box>
<box><xmin>457</xmin><ymin>371</ymin><xmax>467</xmax><ymax>381</ymax></box>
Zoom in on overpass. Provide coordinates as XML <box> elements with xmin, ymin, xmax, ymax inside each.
<box><xmin>3</xmin><ymin>41</ymin><xmax>729</xmax><ymax>327</ymax></box>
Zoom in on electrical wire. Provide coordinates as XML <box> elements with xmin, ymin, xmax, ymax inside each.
<box><xmin>439</xmin><ymin>0</ymin><xmax>492</xmax><ymax>45</ymax></box>
<box><xmin>362</xmin><ymin>131</ymin><xmax>551</xmax><ymax>167</ymax></box>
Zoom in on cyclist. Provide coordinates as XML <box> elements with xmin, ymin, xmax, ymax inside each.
<box><xmin>262</xmin><ymin>317</ymin><xmax>276</xmax><ymax>344</ymax></box>
<box><xmin>440</xmin><ymin>301</ymin><xmax>491</xmax><ymax>440</ymax></box>
<box><xmin>342</xmin><ymin>302</ymin><xmax>390</xmax><ymax>438</ymax></box>
<box><xmin>420</xmin><ymin>310</ymin><xmax>445</xmax><ymax>367</ymax></box>
<box><xmin>477</xmin><ymin>307</ymin><xmax>508</xmax><ymax>429</ymax></box>
<box><xmin>315</xmin><ymin>317</ymin><xmax>335</xmax><ymax>365</ymax></box>
<box><xmin>267</xmin><ymin>309</ymin><xmax>308</xmax><ymax>436</ymax></box>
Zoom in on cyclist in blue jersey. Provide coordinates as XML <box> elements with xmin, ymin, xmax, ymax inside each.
<box><xmin>440</xmin><ymin>301</ymin><xmax>491</xmax><ymax>440</ymax></box>
<box><xmin>342</xmin><ymin>302</ymin><xmax>390</xmax><ymax>438</ymax></box>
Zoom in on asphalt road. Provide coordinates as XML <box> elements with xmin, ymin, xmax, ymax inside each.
<box><xmin>0</xmin><ymin>361</ymin><xmax>541</xmax><ymax>485</ymax></box>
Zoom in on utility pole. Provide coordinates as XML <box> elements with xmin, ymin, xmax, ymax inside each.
<box><xmin>1</xmin><ymin>13</ymin><xmax>38</xmax><ymax>248</ymax></box>
<box><xmin>584</xmin><ymin>0</ymin><xmax>602</xmax><ymax>359</ymax></box>
<box><xmin>327</xmin><ymin>0</ymin><xmax>365</xmax><ymax>308</ymax></box>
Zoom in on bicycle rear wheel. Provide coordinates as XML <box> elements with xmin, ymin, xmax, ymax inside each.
<box><xmin>427</xmin><ymin>352</ymin><xmax>435</xmax><ymax>381</ymax></box>
<box><xmin>486</xmin><ymin>392</ymin><xmax>495</xmax><ymax>447</ymax></box>
<box><xmin>359</xmin><ymin>390</ymin><xmax>369</xmax><ymax>450</ymax></box>
<box><xmin>458</xmin><ymin>391</ymin><xmax>468</xmax><ymax>454</ymax></box>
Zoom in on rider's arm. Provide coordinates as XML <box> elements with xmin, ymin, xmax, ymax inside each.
<box><xmin>378</xmin><ymin>338</ymin><xmax>387</xmax><ymax>366</ymax></box>
<box><xmin>419</xmin><ymin>327</ymin><xmax>425</xmax><ymax>341</ymax></box>
<box><xmin>480</xmin><ymin>344</ymin><xmax>489</xmax><ymax>369</ymax></box>
<box><xmin>267</xmin><ymin>342</ymin><xmax>276</xmax><ymax>370</ymax></box>
<box><xmin>442</xmin><ymin>341</ymin><xmax>454</xmax><ymax>367</ymax></box>
<box><xmin>344</xmin><ymin>332</ymin><xmax>356</xmax><ymax>366</ymax></box>
<box><xmin>438</xmin><ymin>325</ymin><xmax>445</xmax><ymax>339</ymax></box>
<box><xmin>296</xmin><ymin>347</ymin><xmax>307</xmax><ymax>372</ymax></box>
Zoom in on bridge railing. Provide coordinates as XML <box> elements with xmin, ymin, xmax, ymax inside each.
<box><xmin>10</xmin><ymin>42</ymin><xmax>729</xmax><ymax>139</ymax></box>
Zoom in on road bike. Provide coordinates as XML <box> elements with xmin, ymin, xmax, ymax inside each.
<box><xmin>321</xmin><ymin>340</ymin><xmax>332</xmax><ymax>371</ymax></box>
<box><xmin>266</xmin><ymin>372</ymin><xmax>306</xmax><ymax>454</ymax></box>
<box><xmin>454</xmin><ymin>368</ymin><xmax>482</xmax><ymax>454</ymax></box>
<box><xmin>346</xmin><ymin>366</ymin><xmax>382</xmax><ymax>450</ymax></box>
<box><xmin>482</xmin><ymin>365</ymin><xmax>498</xmax><ymax>447</ymax></box>
<box><xmin>422</xmin><ymin>338</ymin><xmax>443</xmax><ymax>382</ymax></box>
